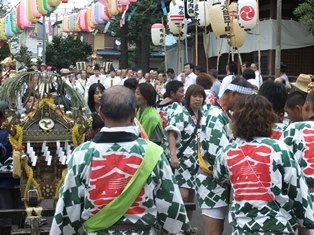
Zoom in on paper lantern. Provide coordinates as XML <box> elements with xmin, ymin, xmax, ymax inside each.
<box><xmin>172</xmin><ymin>21</ymin><xmax>187</xmax><ymax>41</ymax></box>
<box><xmin>228</xmin><ymin>2</ymin><xmax>237</xmax><ymax>18</ymax></box>
<box><xmin>74</xmin><ymin>13</ymin><xmax>81</xmax><ymax>32</ymax></box>
<box><xmin>62</xmin><ymin>15</ymin><xmax>69</xmax><ymax>32</ymax></box>
<box><xmin>79</xmin><ymin>10</ymin><xmax>86</xmax><ymax>31</ymax></box>
<box><xmin>238</xmin><ymin>0</ymin><xmax>258</xmax><ymax>30</ymax></box>
<box><xmin>169</xmin><ymin>0</ymin><xmax>185</xmax><ymax>24</ymax></box>
<box><xmin>167</xmin><ymin>14</ymin><xmax>182</xmax><ymax>35</ymax></box>
<box><xmin>0</xmin><ymin>18</ymin><xmax>7</xmax><ymax>41</ymax></box>
<box><xmin>195</xmin><ymin>1</ymin><xmax>212</xmax><ymax>27</ymax></box>
<box><xmin>29</xmin><ymin>0</ymin><xmax>42</xmax><ymax>19</ymax></box>
<box><xmin>151</xmin><ymin>23</ymin><xmax>165</xmax><ymax>46</ymax></box>
<box><xmin>16</xmin><ymin>5</ymin><xmax>25</xmax><ymax>30</ymax></box>
<box><xmin>90</xmin><ymin>4</ymin><xmax>98</xmax><ymax>26</ymax></box>
<box><xmin>117</xmin><ymin>0</ymin><xmax>128</xmax><ymax>13</ymax></box>
<box><xmin>107</xmin><ymin>0</ymin><xmax>119</xmax><ymax>16</ymax></box>
<box><xmin>37</xmin><ymin>0</ymin><xmax>49</xmax><ymax>16</ymax></box>
<box><xmin>94</xmin><ymin>2</ymin><xmax>105</xmax><ymax>24</ymax></box>
<box><xmin>4</xmin><ymin>15</ymin><xmax>14</xmax><ymax>38</ymax></box>
<box><xmin>61</xmin><ymin>0</ymin><xmax>69</xmax><ymax>3</ymax></box>
<box><xmin>97</xmin><ymin>2</ymin><xmax>109</xmax><ymax>21</ymax></box>
<box><xmin>229</xmin><ymin>18</ymin><xmax>246</xmax><ymax>48</ymax></box>
<box><xmin>10</xmin><ymin>11</ymin><xmax>21</xmax><ymax>34</ymax></box>
<box><xmin>208</xmin><ymin>2</ymin><xmax>230</xmax><ymax>37</ymax></box>
<box><xmin>20</xmin><ymin>0</ymin><xmax>33</xmax><ymax>28</ymax></box>
<box><xmin>129</xmin><ymin>0</ymin><xmax>137</xmax><ymax>2</ymax></box>
<box><xmin>87</xmin><ymin>6</ymin><xmax>95</xmax><ymax>28</ymax></box>
<box><xmin>187</xmin><ymin>0</ymin><xmax>198</xmax><ymax>18</ymax></box>
<box><xmin>69</xmin><ymin>14</ymin><xmax>76</xmax><ymax>32</ymax></box>
<box><xmin>48</xmin><ymin>0</ymin><xmax>61</xmax><ymax>7</ymax></box>
<box><xmin>26</xmin><ymin>0</ymin><xmax>38</xmax><ymax>23</ymax></box>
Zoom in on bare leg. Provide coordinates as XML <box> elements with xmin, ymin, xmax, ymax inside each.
<box><xmin>202</xmin><ymin>215</ymin><xmax>224</xmax><ymax>235</ymax></box>
<box><xmin>180</xmin><ymin>188</ymin><xmax>195</xmax><ymax>222</ymax></box>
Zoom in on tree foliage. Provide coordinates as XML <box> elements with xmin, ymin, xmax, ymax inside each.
<box><xmin>15</xmin><ymin>47</ymin><xmax>32</xmax><ymax>67</ymax></box>
<box><xmin>294</xmin><ymin>0</ymin><xmax>314</xmax><ymax>34</ymax></box>
<box><xmin>46</xmin><ymin>35</ymin><xmax>92</xmax><ymax>70</ymax></box>
<box><xmin>110</xmin><ymin>1</ymin><xmax>166</xmax><ymax>71</ymax></box>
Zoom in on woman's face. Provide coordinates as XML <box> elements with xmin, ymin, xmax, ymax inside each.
<box><xmin>135</xmin><ymin>88</ymin><xmax>147</xmax><ymax>107</ymax></box>
<box><xmin>93</xmin><ymin>87</ymin><xmax>103</xmax><ymax>105</ymax></box>
<box><xmin>171</xmin><ymin>87</ymin><xmax>185</xmax><ymax>103</ymax></box>
<box><xmin>189</xmin><ymin>93</ymin><xmax>204</xmax><ymax>111</ymax></box>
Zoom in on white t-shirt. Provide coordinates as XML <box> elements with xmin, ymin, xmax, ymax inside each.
<box><xmin>84</xmin><ymin>74</ymin><xmax>107</xmax><ymax>100</ymax></box>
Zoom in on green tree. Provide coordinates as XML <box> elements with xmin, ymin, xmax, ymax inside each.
<box><xmin>46</xmin><ymin>35</ymin><xmax>92</xmax><ymax>70</ymax></box>
<box><xmin>294</xmin><ymin>0</ymin><xmax>314</xmax><ymax>34</ymax></box>
<box><xmin>0</xmin><ymin>44</ymin><xmax>10</xmax><ymax>61</ymax></box>
<box><xmin>15</xmin><ymin>46</ymin><xmax>32</xmax><ymax>67</ymax></box>
<box><xmin>110</xmin><ymin>1</ymin><xmax>166</xmax><ymax>72</ymax></box>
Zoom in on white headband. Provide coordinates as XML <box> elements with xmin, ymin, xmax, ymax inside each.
<box><xmin>226</xmin><ymin>84</ymin><xmax>255</xmax><ymax>95</ymax></box>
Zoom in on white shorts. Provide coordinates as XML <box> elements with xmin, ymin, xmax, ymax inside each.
<box><xmin>201</xmin><ymin>206</ymin><xmax>229</xmax><ymax>220</ymax></box>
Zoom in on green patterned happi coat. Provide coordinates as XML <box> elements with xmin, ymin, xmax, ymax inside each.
<box><xmin>281</xmin><ymin>121</ymin><xmax>314</xmax><ymax>200</ymax></box>
<box><xmin>50</xmin><ymin>128</ymin><xmax>189</xmax><ymax>235</ymax></box>
<box><xmin>164</xmin><ymin>104</ymin><xmax>203</xmax><ymax>190</ymax></box>
<box><xmin>214</xmin><ymin>137</ymin><xmax>314</xmax><ymax>234</ymax></box>
<box><xmin>196</xmin><ymin>106</ymin><xmax>232</xmax><ymax>209</ymax></box>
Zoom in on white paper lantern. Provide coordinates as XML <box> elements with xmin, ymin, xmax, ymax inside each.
<box><xmin>169</xmin><ymin>0</ymin><xmax>185</xmax><ymax>24</ymax></box>
<box><xmin>168</xmin><ymin>14</ymin><xmax>182</xmax><ymax>35</ymax></box>
<box><xmin>186</xmin><ymin>0</ymin><xmax>198</xmax><ymax>18</ymax></box>
<box><xmin>228</xmin><ymin>2</ymin><xmax>238</xmax><ymax>18</ymax></box>
<box><xmin>229</xmin><ymin>19</ymin><xmax>247</xmax><ymax>48</ymax></box>
<box><xmin>208</xmin><ymin>2</ymin><xmax>230</xmax><ymax>37</ymax></box>
<box><xmin>172</xmin><ymin>20</ymin><xmax>187</xmax><ymax>41</ymax></box>
<box><xmin>195</xmin><ymin>1</ymin><xmax>212</xmax><ymax>27</ymax></box>
<box><xmin>238</xmin><ymin>0</ymin><xmax>258</xmax><ymax>30</ymax></box>
<box><xmin>151</xmin><ymin>23</ymin><xmax>165</xmax><ymax>46</ymax></box>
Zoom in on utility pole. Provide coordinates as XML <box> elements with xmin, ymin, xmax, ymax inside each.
<box><xmin>42</xmin><ymin>16</ymin><xmax>46</xmax><ymax>64</ymax></box>
<box><xmin>275</xmin><ymin>0</ymin><xmax>281</xmax><ymax>78</ymax></box>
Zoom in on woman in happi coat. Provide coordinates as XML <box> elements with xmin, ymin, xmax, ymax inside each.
<box><xmin>197</xmin><ymin>78</ymin><xmax>254</xmax><ymax>235</ymax></box>
<box><xmin>281</xmin><ymin>88</ymin><xmax>314</xmax><ymax>235</ymax></box>
<box><xmin>157</xmin><ymin>80</ymin><xmax>185</xmax><ymax>129</ymax></box>
<box><xmin>165</xmin><ymin>84</ymin><xmax>205</xmax><ymax>230</ymax></box>
<box><xmin>214</xmin><ymin>95</ymin><xmax>314</xmax><ymax>235</ymax></box>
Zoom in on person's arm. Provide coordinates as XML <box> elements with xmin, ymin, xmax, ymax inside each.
<box><xmin>280</xmin><ymin>145</ymin><xmax>314</xmax><ymax>228</ymax></box>
<box><xmin>168</xmin><ymin>131</ymin><xmax>179</xmax><ymax>169</ymax></box>
<box><xmin>213</xmin><ymin>147</ymin><xmax>229</xmax><ymax>184</ymax></box>
<box><xmin>154</xmin><ymin>153</ymin><xmax>190</xmax><ymax>233</ymax></box>
<box><xmin>50</xmin><ymin>146</ymin><xmax>90</xmax><ymax>235</ymax></box>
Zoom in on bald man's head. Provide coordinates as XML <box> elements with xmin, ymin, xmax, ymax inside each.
<box><xmin>100</xmin><ymin>86</ymin><xmax>136</xmax><ymax>122</ymax></box>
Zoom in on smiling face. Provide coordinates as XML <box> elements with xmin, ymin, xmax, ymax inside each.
<box><xmin>171</xmin><ymin>87</ymin><xmax>185</xmax><ymax>103</ymax></box>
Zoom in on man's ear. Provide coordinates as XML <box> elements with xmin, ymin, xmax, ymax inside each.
<box><xmin>295</xmin><ymin>105</ymin><xmax>303</xmax><ymax>113</ymax></box>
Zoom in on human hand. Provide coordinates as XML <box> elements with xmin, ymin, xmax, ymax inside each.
<box><xmin>170</xmin><ymin>155</ymin><xmax>179</xmax><ymax>169</ymax></box>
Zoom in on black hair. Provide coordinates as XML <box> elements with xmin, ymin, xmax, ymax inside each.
<box><xmin>195</xmin><ymin>65</ymin><xmax>205</xmax><ymax>73</ymax></box>
<box><xmin>228</xmin><ymin>61</ymin><xmax>237</xmax><ymax>74</ymax></box>
<box><xmin>166</xmin><ymin>68</ymin><xmax>175</xmax><ymax>74</ymax></box>
<box><xmin>91</xmin><ymin>113</ymin><xmax>104</xmax><ymax>130</ymax></box>
<box><xmin>208</xmin><ymin>68</ymin><xmax>218</xmax><ymax>78</ymax></box>
<box><xmin>136</xmin><ymin>83</ymin><xmax>157</xmax><ymax>107</ymax></box>
<box><xmin>286</xmin><ymin>91</ymin><xmax>306</xmax><ymax>109</ymax></box>
<box><xmin>242</xmin><ymin>69</ymin><xmax>256</xmax><ymax>80</ymax></box>
<box><xmin>165</xmin><ymin>80</ymin><xmax>184</xmax><ymax>98</ymax></box>
<box><xmin>242</xmin><ymin>61</ymin><xmax>251</xmax><ymax>68</ymax></box>
<box><xmin>124</xmin><ymin>78</ymin><xmax>138</xmax><ymax>91</ymax></box>
<box><xmin>88</xmin><ymin>83</ymin><xmax>105</xmax><ymax>112</ymax></box>
<box><xmin>258</xmin><ymin>80</ymin><xmax>287</xmax><ymax>114</ymax></box>
<box><xmin>184</xmin><ymin>63</ymin><xmax>195</xmax><ymax>71</ymax></box>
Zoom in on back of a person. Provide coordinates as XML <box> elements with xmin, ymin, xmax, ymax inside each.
<box><xmin>219</xmin><ymin>135</ymin><xmax>312</xmax><ymax>234</ymax></box>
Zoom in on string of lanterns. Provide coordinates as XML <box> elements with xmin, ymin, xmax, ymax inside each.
<box><xmin>61</xmin><ymin>0</ymin><xmax>137</xmax><ymax>33</ymax></box>
<box><xmin>151</xmin><ymin>0</ymin><xmax>258</xmax><ymax>49</ymax></box>
<box><xmin>0</xmin><ymin>0</ymin><xmax>68</xmax><ymax>42</ymax></box>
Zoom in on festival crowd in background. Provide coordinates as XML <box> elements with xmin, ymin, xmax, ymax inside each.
<box><xmin>1</xmin><ymin>59</ymin><xmax>314</xmax><ymax>235</ymax></box>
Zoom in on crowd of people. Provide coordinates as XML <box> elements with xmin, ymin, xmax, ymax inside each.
<box><xmin>1</xmin><ymin>59</ymin><xmax>314</xmax><ymax>235</ymax></box>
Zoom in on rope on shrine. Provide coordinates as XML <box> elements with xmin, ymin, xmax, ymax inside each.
<box><xmin>9</xmin><ymin>125</ymin><xmax>23</xmax><ymax>178</ymax></box>
<box><xmin>55</xmin><ymin>169</ymin><xmax>67</xmax><ymax>200</ymax></box>
<box><xmin>72</xmin><ymin>123</ymin><xmax>84</xmax><ymax>148</ymax></box>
